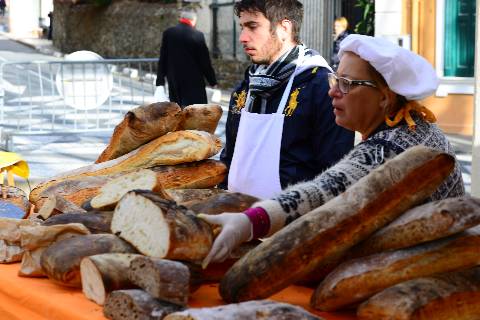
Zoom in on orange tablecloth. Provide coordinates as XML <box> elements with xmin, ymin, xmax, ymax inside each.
<box><xmin>0</xmin><ymin>263</ymin><xmax>356</xmax><ymax>320</ymax></box>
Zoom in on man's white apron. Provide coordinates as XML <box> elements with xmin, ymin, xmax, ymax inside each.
<box><xmin>228</xmin><ymin>49</ymin><xmax>308</xmax><ymax>199</ymax></box>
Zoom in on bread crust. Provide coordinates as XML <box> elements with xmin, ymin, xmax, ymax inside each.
<box><xmin>96</xmin><ymin>102</ymin><xmax>183</xmax><ymax>163</ymax></box>
<box><xmin>357</xmin><ymin>267</ymin><xmax>480</xmax><ymax>320</ymax></box>
<box><xmin>30</xmin><ymin>160</ymin><xmax>226</xmax><ymax>209</ymax></box>
<box><xmin>179</xmin><ymin>104</ymin><xmax>223</xmax><ymax>134</ymax></box>
<box><xmin>219</xmin><ymin>146</ymin><xmax>455</xmax><ymax>303</ymax></box>
<box><xmin>314</xmin><ymin>227</ymin><xmax>480</xmax><ymax>311</ymax></box>
<box><xmin>352</xmin><ymin>196</ymin><xmax>480</xmax><ymax>258</ymax></box>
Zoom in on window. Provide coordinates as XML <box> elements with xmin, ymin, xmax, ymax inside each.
<box><xmin>444</xmin><ymin>0</ymin><xmax>475</xmax><ymax>77</ymax></box>
<box><xmin>435</xmin><ymin>0</ymin><xmax>475</xmax><ymax>96</ymax></box>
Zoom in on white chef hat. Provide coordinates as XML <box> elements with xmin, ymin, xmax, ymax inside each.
<box><xmin>338</xmin><ymin>34</ymin><xmax>439</xmax><ymax>101</ymax></box>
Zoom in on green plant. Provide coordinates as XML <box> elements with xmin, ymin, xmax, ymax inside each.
<box><xmin>354</xmin><ymin>0</ymin><xmax>374</xmax><ymax>35</ymax></box>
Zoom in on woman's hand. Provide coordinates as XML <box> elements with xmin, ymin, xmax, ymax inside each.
<box><xmin>198</xmin><ymin>212</ymin><xmax>253</xmax><ymax>268</ymax></box>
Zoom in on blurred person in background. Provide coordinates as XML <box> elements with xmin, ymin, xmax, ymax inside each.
<box><xmin>331</xmin><ymin>16</ymin><xmax>350</xmax><ymax>70</ymax></box>
<box><xmin>155</xmin><ymin>11</ymin><xmax>217</xmax><ymax>107</ymax></box>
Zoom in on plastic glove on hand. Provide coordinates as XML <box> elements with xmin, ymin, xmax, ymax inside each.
<box><xmin>198</xmin><ymin>212</ymin><xmax>252</xmax><ymax>268</ymax></box>
<box><xmin>154</xmin><ymin>86</ymin><xmax>169</xmax><ymax>102</ymax></box>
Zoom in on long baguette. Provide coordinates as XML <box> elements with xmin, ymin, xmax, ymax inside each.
<box><xmin>35</xmin><ymin>130</ymin><xmax>221</xmax><ymax>195</ymax></box>
<box><xmin>312</xmin><ymin>226</ymin><xmax>480</xmax><ymax>311</ymax></box>
<box><xmin>96</xmin><ymin>102</ymin><xmax>183</xmax><ymax>163</ymax></box>
<box><xmin>219</xmin><ymin>146</ymin><xmax>455</xmax><ymax>303</ymax></box>
<box><xmin>357</xmin><ymin>267</ymin><xmax>480</xmax><ymax>320</ymax></box>
<box><xmin>30</xmin><ymin>160</ymin><xmax>227</xmax><ymax>209</ymax></box>
<box><xmin>351</xmin><ymin>196</ymin><xmax>480</xmax><ymax>258</ymax></box>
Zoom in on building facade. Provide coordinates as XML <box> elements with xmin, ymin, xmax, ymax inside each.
<box><xmin>375</xmin><ymin>0</ymin><xmax>475</xmax><ymax>135</ymax></box>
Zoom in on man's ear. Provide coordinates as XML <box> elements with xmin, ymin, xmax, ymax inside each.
<box><xmin>277</xmin><ymin>19</ymin><xmax>293</xmax><ymax>42</ymax></box>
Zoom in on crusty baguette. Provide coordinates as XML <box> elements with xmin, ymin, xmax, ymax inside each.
<box><xmin>165</xmin><ymin>188</ymin><xmax>226</xmax><ymax>207</ymax></box>
<box><xmin>312</xmin><ymin>226</ymin><xmax>480</xmax><ymax>311</ymax></box>
<box><xmin>178</xmin><ymin>104</ymin><xmax>223</xmax><ymax>134</ymax></box>
<box><xmin>219</xmin><ymin>146</ymin><xmax>455</xmax><ymax>303</ymax></box>
<box><xmin>42</xmin><ymin>211</ymin><xmax>113</xmax><ymax>234</ymax></box>
<box><xmin>357</xmin><ymin>267</ymin><xmax>480</xmax><ymax>320</ymax></box>
<box><xmin>188</xmin><ymin>192</ymin><xmax>259</xmax><ymax>215</ymax></box>
<box><xmin>111</xmin><ymin>190</ymin><xmax>213</xmax><ymax>261</ymax></box>
<box><xmin>37</xmin><ymin>194</ymin><xmax>86</xmax><ymax>219</ymax></box>
<box><xmin>30</xmin><ymin>160</ymin><xmax>227</xmax><ymax>210</ymax></box>
<box><xmin>164</xmin><ymin>300</ymin><xmax>322</xmax><ymax>320</ymax></box>
<box><xmin>128</xmin><ymin>256</ymin><xmax>190</xmax><ymax>306</ymax></box>
<box><xmin>56</xmin><ymin>130</ymin><xmax>221</xmax><ymax>180</ymax></box>
<box><xmin>40</xmin><ymin>234</ymin><xmax>137</xmax><ymax>287</ymax></box>
<box><xmin>352</xmin><ymin>196</ymin><xmax>480</xmax><ymax>258</ymax></box>
<box><xmin>90</xmin><ymin>169</ymin><xmax>171</xmax><ymax>210</ymax></box>
<box><xmin>104</xmin><ymin>289</ymin><xmax>183</xmax><ymax>320</ymax></box>
<box><xmin>80</xmin><ymin>253</ymin><xmax>143</xmax><ymax>305</ymax></box>
<box><xmin>19</xmin><ymin>223</ymin><xmax>91</xmax><ymax>277</ymax></box>
<box><xmin>96</xmin><ymin>102</ymin><xmax>183</xmax><ymax>163</ymax></box>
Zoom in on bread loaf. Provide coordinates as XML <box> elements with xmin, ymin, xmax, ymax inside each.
<box><xmin>42</xmin><ymin>211</ymin><xmax>113</xmax><ymax>234</ymax></box>
<box><xmin>219</xmin><ymin>146</ymin><xmax>455</xmax><ymax>303</ymax></box>
<box><xmin>312</xmin><ymin>226</ymin><xmax>480</xmax><ymax>311</ymax></box>
<box><xmin>90</xmin><ymin>169</ymin><xmax>170</xmax><ymax>210</ymax></box>
<box><xmin>40</xmin><ymin>234</ymin><xmax>137</xmax><ymax>287</ymax></box>
<box><xmin>165</xmin><ymin>188</ymin><xmax>226</xmax><ymax>207</ymax></box>
<box><xmin>164</xmin><ymin>300</ymin><xmax>323</xmax><ymax>320</ymax></box>
<box><xmin>96</xmin><ymin>102</ymin><xmax>183</xmax><ymax>163</ymax></box>
<box><xmin>111</xmin><ymin>190</ymin><xmax>213</xmax><ymax>261</ymax></box>
<box><xmin>19</xmin><ymin>223</ymin><xmax>91</xmax><ymax>277</ymax></box>
<box><xmin>178</xmin><ymin>104</ymin><xmax>223</xmax><ymax>134</ymax></box>
<box><xmin>128</xmin><ymin>256</ymin><xmax>190</xmax><ymax>306</ymax></box>
<box><xmin>357</xmin><ymin>267</ymin><xmax>480</xmax><ymax>320</ymax></box>
<box><xmin>104</xmin><ymin>289</ymin><xmax>183</xmax><ymax>320</ymax></box>
<box><xmin>188</xmin><ymin>192</ymin><xmax>259</xmax><ymax>215</ymax></box>
<box><xmin>30</xmin><ymin>160</ymin><xmax>227</xmax><ymax>210</ymax></box>
<box><xmin>42</xmin><ymin>130</ymin><xmax>222</xmax><ymax>187</ymax></box>
<box><xmin>352</xmin><ymin>196</ymin><xmax>480</xmax><ymax>258</ymax></box>
<box><xmin>80</xmin><ymin>253</ymin><xmax>143</xmax><ymax>305</ymax></box>
<box><xmin>37</xmin><ymin>194</ymin><xmax>86</xmax><ymax>219</ymax></box>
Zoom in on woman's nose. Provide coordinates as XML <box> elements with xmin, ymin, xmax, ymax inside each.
<box><xmin>328</xmin><ymin>86</ymin><xmax>343</xmax><ymax>98</ymax></box>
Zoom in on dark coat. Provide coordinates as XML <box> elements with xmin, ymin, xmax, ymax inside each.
<box><xmin>156</xmin><ymin>22</ymin><xmax>217</xmax><ymax>107</ymax></box>
<box><xmin>220</xmin><ymin>65</ymin><xmax>354</xmax><ymax>189</ymax></box>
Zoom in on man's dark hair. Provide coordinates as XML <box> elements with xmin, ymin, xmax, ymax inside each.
<box><xmin>234</xmin><ymin>0</ymin><xmax>304</xmax><ymax>43</ymax></box>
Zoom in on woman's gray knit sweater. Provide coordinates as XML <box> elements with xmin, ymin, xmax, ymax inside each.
<box><xmin>256</xmin><ymin>118</ymin><xmax>465</xmax><ymax>235</ymax></box>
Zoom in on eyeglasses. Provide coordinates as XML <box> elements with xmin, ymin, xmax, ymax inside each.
<box><xmin>328</xmin><ymin>73</ymin><xmax>378</xmax><ymax>94</ymax></box>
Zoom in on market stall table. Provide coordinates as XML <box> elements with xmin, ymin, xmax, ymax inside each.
<box><xmin>0</xmin><ymin>263</ymin><xmax>356</xmax><ymax>320</ymax></box>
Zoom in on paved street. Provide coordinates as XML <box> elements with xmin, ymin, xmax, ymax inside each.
<box><xmin>0</xmin><ymin>33</ymin><xmax>473</xmax><ymax>195</ymax></box>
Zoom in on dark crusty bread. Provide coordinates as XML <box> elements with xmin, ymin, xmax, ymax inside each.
<box><xmin>30</xmin><ymin>160</ymin><xmax>227</xmax><ymax>211</ymax></box>
<box><xmin>312</xmin><ymin>226</ymin><xmax>480</xmax><ymax>311</ymax></box>
<box><xmin>352</xmin><ymin>196</ymin><xmax>480</xmax><ymax>258</ymax></box>
<box><xmin>357</xmin><ymin>267</ymin><xmax>480</xmax><ymax>320</ymax></box>
<box><xmin>96</xmin><ymin>102</ymin><xmax>183</xmax><ymax>163</ymax></box>
<box><xmin>178</xmin><ymin>104</ymin><xmax>223</xmax><ymax>134</ymax></box>
<box><xmin>219</xmin><ymin>146</ymin><xmax>455</xmax><ymax>303</ymax></box>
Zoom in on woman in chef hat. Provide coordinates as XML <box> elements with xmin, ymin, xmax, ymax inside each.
<box><xmin>201</xmin><ymin>34</ymin><xmax>465</xmax><ymax>266</ymax></box>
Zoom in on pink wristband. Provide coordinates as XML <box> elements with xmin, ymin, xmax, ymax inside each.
<box><xmin>243</xmin><ymin>207</ymin><xmax>270</xmax><ymax>239</ymax></box>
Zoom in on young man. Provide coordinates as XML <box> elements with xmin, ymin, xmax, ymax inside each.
<box><xmin>155</xmin><ymin>11</ymin><xmax>217</xmax><ymax>107</ymax></box>
<box><xmin>220</xmin><ymin>0</ymin><xmax>354</xmax><ymax>199</ymax></box>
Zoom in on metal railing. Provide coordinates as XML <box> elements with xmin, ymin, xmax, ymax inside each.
<box><xmin>0</xmin><ymin>58</ymin><xmax>158</xmax><ymax>150</ymax></box>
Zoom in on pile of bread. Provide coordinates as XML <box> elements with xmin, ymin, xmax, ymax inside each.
<box><xmin>218</xmin><ymin>145</ymin><xmax>480</xmax><ymax>320</ymax></box>
<box><xmin>0</xmin><ymin>102</ymin><xmax>305</xmax><ymax>320</ymax></box>
<box><xmin>0</xmin><ymin>101</ymin><xmax>478</xmax><ymax>319</ymax></box>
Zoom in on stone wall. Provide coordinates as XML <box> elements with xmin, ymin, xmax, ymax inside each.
<box><xmin>53</xmin><ymin>0</ymin><xmax>178</xmax><ymax>58</ymax></box>
<box><xmin>52</xmin><ymin>0</ymin><xmax>250</xmax><ymax>89</ymax></box>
